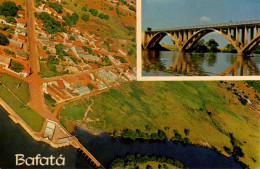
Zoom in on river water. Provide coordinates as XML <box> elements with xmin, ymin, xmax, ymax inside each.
<box><xmin>142</xmin><ymin>50</ymin><xmax>260</xmax><ymax>76</ymax></box>
<box><xmin>0</xmin><ymin>106</ymin><xmax>241</xmax><ymax>169</ymax></box>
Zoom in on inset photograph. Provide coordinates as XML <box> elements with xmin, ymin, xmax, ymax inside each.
<box><xmin>139</xmin><ymin>0</ymin><xmax>260</xmax><ymax>80</ymax></box>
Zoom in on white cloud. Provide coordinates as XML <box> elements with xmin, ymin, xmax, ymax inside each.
<box><xmin>200</xmin><ymin>16</ymin><xmax>210</xmax><ymax>22</ymax></box>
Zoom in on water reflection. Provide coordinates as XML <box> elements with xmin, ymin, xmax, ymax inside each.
<box><xmin>142</xmin><ymin>50</ymin><xmax>260</xmax><ymax>76</ymax></box>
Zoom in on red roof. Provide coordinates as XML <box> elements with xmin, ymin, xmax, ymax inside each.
<box><xmin>17</xmin><ymin>18</ymin><xmax>26</xmax><ymax>25</ymax></box>
<box><xmin>39</xmin><ymin>51</ymin><xmax>49</xmax><ymax>58</ymax></box>
<box><xmin>88</xmin><ymin>63</ymin><xmax>99</xmax><ymax>69</ymax></box>
<box><xmin>17</xmin><ymin>34</ymin><xmax>27</xmax><ymax>42</ymax></box>
<box><xmin>56</xmin><ymin>80</ymin><xmax>65</xmax><ymax>88</ymax></box>
<box><xmin>73</xmin><ymin>41</ymin><xmax>84</xmax><ymax>47</ymax></box>
<box><xmin>17</xmin><ymin>10</ymin><xmax>25</xmax><ymax>15</ymax></box>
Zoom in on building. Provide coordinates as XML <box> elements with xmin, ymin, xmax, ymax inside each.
<box><xmin>15</xmin><ymin>27</ymin><xmax>27</xmax><ymax>36</ymax></box>
<box><xmin>78</xmin><ymin>53</ymin><xmax>101</xmax><ymax>62</ymax></box>
<box><xmin>43</xmin><ymin>121</ymin><xmax>56</xmax><ymax>140</ymax></box>
<box><xmin>96</xmin><ymin>69</ymin><xmax>118</xmax><ymax>83</ymax></box>
<box><xmin>0</xmin><ymin>55</ymin><xmax>11</xmax><ymax>69</ymax></box>
<box><xmin>17</xmin><ymin>18</ymin><xmax>26</xmax><ymax>28</ymax></box>
<box><xmin>16</xmin><ymin>50</ymin><xmax>28</xmax><ymax>61</ymax></box>
<box><xmin>75</xmin><ymin>86</ymin><xmax>90</xmax><ymax>96</ymax></box>
<box><xmin>8</xmin><ymin>39</ymin><xmax>23</xmax><ymax>49</ymax></box>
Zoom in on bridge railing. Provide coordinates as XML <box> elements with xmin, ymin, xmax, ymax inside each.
<box><xmin>149</xmin><ymin>20</ymin><xmax>260</xmax><ymax>32</ymax></box>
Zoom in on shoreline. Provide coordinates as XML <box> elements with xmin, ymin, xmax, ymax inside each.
<box><xmin>0</xmin><ymin>98</ymin><xmax>74</xmax><ymax>149</ymax></box>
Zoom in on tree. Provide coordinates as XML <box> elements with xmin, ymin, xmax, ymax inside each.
<box><xmin>82</xmin><ymin>14</ymin><xmax>90</xmax><ymax>22</ymax></box>
<box><xmin>147</xmin><ymin>27</ymin><xmax>152</xmax><ymax>31</ymax></box>
<box><xmin>223</xmin><ymin>44</ymin><xmax>237</xmax><ymax>53</ymax></box>
<box><xmin>89</xmin><ymin>8</ymin><xmax>98</xmax><ymax>16</ymax></box>
<box><xmin>0</xmin><ymin>1</ymin><xmax>18</xmax><ymax>16</ymax></box>
<box><xmin>48</xmin><ymin>2</ymin><xmax>62</xmax><ymax>13</ymax></box>
<box><xmin>0</xmin><ymin>33</ymin><xmax>9</xmax><ymax>45</ymax></box>
<box><xmin>10</xmin><ymin>61</ymin><xmax>24</xmax><ymax>72</ymax></box>
<box><xmin>192</xmin><ymin>39</ymin><xmax>208</xmax><ymax>52</ymax></box>
<box><xmin>81</xmin><ymin>6</ymin><xmax>87</xmax><ymax>11</ymax></box>
<box><xmin>206</xmin><ymin>39</ymin><xmax>220</xmax><ymax>52</ymax></box>
<box><xmin>184</xmin><ymin>129</ymin><xmax>190</xmax><ymax>136</ymax></box>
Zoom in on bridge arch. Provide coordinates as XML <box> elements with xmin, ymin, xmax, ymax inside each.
<box><xmin>181</xmin><ymin>28</ymin><xmax>240</xmax><ymax>52</ymax></box>
<box><xmin>146</xmin><ymin>32</ymin><xmax>180</xmax><ymax>50</ymax></box>
<box><xmin>242</xmin><ymin>34</ymin><xmax>260</xmax><ymax>54</ymax></box>
<box><xmin>145</xmin><ymin>28</ymin><xmax>240</xmax><ymax>53</ymax></box>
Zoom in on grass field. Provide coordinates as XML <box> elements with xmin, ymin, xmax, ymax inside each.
<box><xmin>39</xmin><ymin>62</ymin><xmax>69</xmax><ymax>78</ymax></box>
<box><xmin>0</xmin><ymin>73</ymin><xmax>30</xmax><ymax>104</ymax></box>
<box><xmin>59</xmin><ymin>81</ymin><xmax>260</xmax><ymax>168</ymax></box>
<box><xmin>0</xmin><ymin>84</ymin><xmax>44</xmax><ymax>132</ymax></box>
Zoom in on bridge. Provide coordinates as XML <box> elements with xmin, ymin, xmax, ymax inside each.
<box><xmin>142</xmin><ymin>20</ymin><xmax>260</xmax><ymax>55</ymax></box>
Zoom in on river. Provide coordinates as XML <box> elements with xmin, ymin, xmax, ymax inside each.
<box><xmin>142</xmin><ymin>50</ymin><xmax>260</xmax><ymax>76</ymax></box>
<box><xmin>0</xmin><ymin>106</ymin><xmax>241</xmax><ymax>169</ymax></box>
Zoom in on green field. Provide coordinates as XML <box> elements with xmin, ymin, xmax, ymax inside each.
<box><xmin>0</xmin><ymin>73</ymin><xmax>30</xmax><ymax>104</ymax></box>
<box><xmin>59</xmin><ymin>81</ymin><xmax>260</xmax><ymax>168</ymax></box>
<box><xmin>39</xmin><ymin>62</ymin><xmax>69</xmax><ymax>78</ymax></box>
<box><xmin>0</xmin><ymin>84</ymin><xmax>44</xmax><ymax>132</ymax></box>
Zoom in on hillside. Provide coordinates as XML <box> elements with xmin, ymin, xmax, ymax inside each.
<box><xmin>59</xmin><ymin>80</ymin><xmax>260</xmax><ymax>168</ymax></box>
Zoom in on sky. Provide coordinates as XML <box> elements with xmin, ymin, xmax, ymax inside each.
<box><xmin>142</xmin><ymin>0</ymin><xmax>260</xmax><ymax>47</ymax></box>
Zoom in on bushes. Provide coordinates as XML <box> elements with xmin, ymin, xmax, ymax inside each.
<box><xmin>10</xmin><ymin>61</ymin><xmax>24</xmax><ymax>72</ymax></box>
<box><xmin>89</xmin><ymin>8</ymin><xmax>98</xmax><ymax>16</ymax></box>
<box><xmin>0</xmin><ymin>33</ymin><xmax>9</xmax><ymax>45</ymax></box>
<box><xmin>109</xmin><ymin>154</ymin><xmax>188</xmax><ymax>169</ymax></box>
<box><xmin>0</xmin><ymin>1</ymin><xmax>18</xmax><ymax>17</ymax></box>
<box><xmin>82</xmin><ymin>14</ymin><xmax>90</xmax><ymax>22</ymax></box>
<box><xmin>48</xmin><ymin>2</ymin><xmax>62</xmax><ymax>13</ymax></box>
<box><xmin>35</xmin><ymin>12</ymin><xmax>62</xmax><ymax>34</ymax></box>
<box><xmin>113</xmin><ymin>56</ymin><xmax>127</xmax><ymax>63</ymax></box>
<box><xmin>62</xmin><ymin>13</ymin><xmax>79</xmax><ymax>26</ymax></box>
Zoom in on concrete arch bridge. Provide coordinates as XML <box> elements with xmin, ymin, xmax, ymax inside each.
<box><xmin>142</xmin><ymin>20</ymin><xmax>260</xmax><ymax>55</ymax></box>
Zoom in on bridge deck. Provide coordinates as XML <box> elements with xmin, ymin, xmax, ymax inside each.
<box><xmin>147</xmin><ymin>20</ymin><xmax>260</xmax><ymax>32</ymax></box>
<box><xmin>72</xmin><ymin>137</ymin><xmax>102</xmax><ymax>168</ymax></box>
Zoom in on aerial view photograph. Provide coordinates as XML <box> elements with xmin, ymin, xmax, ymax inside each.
<box><xmin>141</xmin><ymin>0</ymin><xmax>260</xmax><ymax>77</ymax></box>
<box><xmin>0</xmin><ymin>0</ymin><xmax>259</xmax><ymax>169</ymax></box>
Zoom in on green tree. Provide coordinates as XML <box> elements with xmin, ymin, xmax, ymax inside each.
<box><xmin>0</xmin><ymin>33</ymin><xmax>9</xmax><ymax>45</ymax></box>
<box><xmin>82</xmin><ymin>14</ymin><xmax>90</xmax><ymax>22</ymax></box>
<box><xmin>192</xmin><ymin>39</ymin><xmax>208</xmax><ymax>52</ymax></box>
<box><xmin>48</xmin><ymin>2</ymin><xmax>62</xmax><ymax>13</ymax></box>
<box><xmin>206</xmin><ymin>39</ymin><xmax>220</xmax><ymax>52</ymax></box>
<box><xmin>10</xmin><ymin>61</ymin><xmax>24</xmax><ymax>72</ymax></box>
<box><xmin>0</xmin><ymin>1</ymin><xmax>18</xmax><ymax>16</ymax></box>
<box><xmin>223</xmin><ymin>44</ymin><xmax>237</xmax><ymax>53</ymax></box>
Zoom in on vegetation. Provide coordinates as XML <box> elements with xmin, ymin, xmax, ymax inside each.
<box><xmin>48</xmin><ymin>2</ymin><xmax>62</xmax><ymax>13</ymax></box>
<box><xmin>89</xmin><ymin>8</ymin><xmax>98</xmax><ymax>16</ymax></box>
<box><xmin>245</xmin><ymin>81</ymin><xmax>260</xmax><ymax>94</ymax></box>
<box><xmin>35</xmin><ymin>12</ymin><xmax>63</xmax><ymax>34</ymax></box>
<box><xmin>0</xmin><ymin>73</ymin><xmax>30</xmax><ymax>104</ymax></box>
<box><xmin>87</xmin><ymin>83</ymin><xmax>94</xmax><ymax>90</ymax></box>
<box><xmin>10</xmin><ymin>61</ymin><xmax>24</xmax><ymax>73</ymax></box>
<box><xmin>113</xmin><ymin>56</ymin><xmax>127</xmax><ymax>63</ymax></box>
<box><xmin>0</xmin><ymin>33</ymin><xmax>9</xmax><ymax>45</ymax></box>
<box><xmin>62</xmin><ymin>13</ymin><xmax>79</xmax><ymax>26</ymax></box>
<box><xmin>0</xmin><ymin>1</ymin><xmax>18</xmax><ymax>16</ymax></box>
<box><xmin>40</xmin><ymin>62</ymin><xmax>69</xmax><ymax>78</ymax></box>
<box><xmin>82</xmin><ymin>14</ymin><xmax>90</xmax><ymax>22</ymax></box>
<box><xmin>206</xmin><ymin>39</ymin><xmax>220</xmax><ymax>52</ymax></box>
<box><xmin>109</xmin><ymin>154</ymin><xmax>187</xmax><ymax>169</ymax></box>
<box><xmin>59</xmin><ymin>81</ymin><xmax>260</xmax><ymax>168</ymax></box>
<box><xmin>222</xmin><ymin>44</ymin><xmax>237</xmax><ymax>53</ymax></box>
<box><xmin>0</xmin><ymin>81</ymin><xmax>44</xmax><ymax>132</ymax></box>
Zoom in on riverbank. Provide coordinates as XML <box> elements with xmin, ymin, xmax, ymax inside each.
<box><xmin>0</xmin><ymin>98</ymin><xmax>72</xmax><ymax>148</ymax></box>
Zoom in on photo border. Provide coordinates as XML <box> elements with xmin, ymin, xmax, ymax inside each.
<box><xmin>136</xmin><ymin>0</ymin><xmax>260</xmax><ymax>81</ymax></box>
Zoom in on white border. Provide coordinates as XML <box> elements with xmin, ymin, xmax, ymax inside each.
<box><xmin>136</xmin><ymin>0</ymin><xmax>260</xmax><ymax>81</ymax></box>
